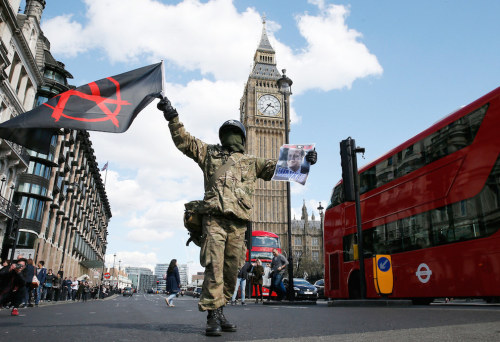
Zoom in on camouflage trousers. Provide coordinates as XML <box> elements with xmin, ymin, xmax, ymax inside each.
<box><xmin>198</xmin><ymin>214</ymin><xmax>246</xmax><ymax>311</ymax></box>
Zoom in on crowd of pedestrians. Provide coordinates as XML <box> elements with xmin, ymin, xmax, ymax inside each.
<box><xmin>0</xmin><ymin>255</ymin><xmax>115</xmax><ymax>316</ymax></box>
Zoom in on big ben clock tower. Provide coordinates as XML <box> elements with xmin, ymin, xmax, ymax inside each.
<box><xmin>240</xmin><ymin>17</ymin><xmax>289</xmax><ymax>247</ymax></box>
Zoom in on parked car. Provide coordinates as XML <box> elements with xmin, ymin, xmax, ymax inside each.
<box><xmin>123</xmin><ymin>287</ymin><xmax>134</xmax><ymax>297</ymax></box>
<box><xmin>283</xmin><ymin>278</ymin><xmax>318</xmax><ymax>301</ymax></box>
<box><xmin>314</xmin><ymin>279</ymin><xmax>325</xmax><ymax>299</ymax></box>
<box><xmin>193</xmin><ymin>287</ymin><xmax>202</xmax><ymax>298</ymax></box>
<box><xmin>147</xmin><ymin>288</ymin><xmax>154</xmax><ymax>294</ymax></box>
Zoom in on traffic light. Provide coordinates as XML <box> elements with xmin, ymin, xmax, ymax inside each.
<box><xmin>340</xmin><ymin>138</ymin><xmax>356</xmax><ymax>201</ymax></box>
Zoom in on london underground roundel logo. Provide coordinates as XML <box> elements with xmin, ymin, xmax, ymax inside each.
<box><xmin>416</xmin><ymin>263</ymin><xmax>432</xmax><ymax>283</ymax></box>
<box><xmin>377</xmin><ymin>257</ymin><xmax>391</xmax><ymax>272</ymax></box>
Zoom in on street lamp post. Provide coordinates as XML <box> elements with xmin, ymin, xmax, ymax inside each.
<box><xmin>0</xmin><ymin>176</ymin><xmax>6</xmax><ymax>195</ymax></box>
<box><xmin>277</xmin><ymin>69</ymin><xmax>294</xmax><ymax>301</ymax></box>
<box><xmin>9</xmin><ymin>184</ymin><xmax>15</xmax><ymax>203</ymax></box>
<box><xmin>112</xmin><ymin>253</ymin><xmax>116</xmax><ymax>288</ymax></box>
<box><xmin>317</xmin><ymin>202</ymin><xmax>324</xmax><ymax>226</ymax></box>
<box><xmin>118</xmin><ymin>260</ymin><xmax>121</xmax><ymax>289</ymax></box>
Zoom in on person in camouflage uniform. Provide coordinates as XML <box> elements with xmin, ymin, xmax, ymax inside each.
<box><xmin>157</xmin><ymin>95</ymin><xmax>317</xmax><ymax>336</ymax></box>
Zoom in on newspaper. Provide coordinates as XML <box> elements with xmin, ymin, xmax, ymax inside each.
<box><xmin>272</xmin><ymin>144</ymin><xmax>315</xmax><ymax>185</ymax></box>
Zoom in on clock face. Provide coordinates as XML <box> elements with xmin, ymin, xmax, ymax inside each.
<box><xmin>258</xmin><ymin>94</ymin><xmax>281</xmax><ymax>116</ymax></box>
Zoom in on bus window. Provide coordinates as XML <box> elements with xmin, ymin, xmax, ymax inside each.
<box><xmin>343</xmin><ymin>234</ymin><xmax>355</xmax><ymax>262</ymax></box>
<box><xmin>328</xmin><ymin>184</ymin><xmax>344</xmax><ymax>209</ymax></box>
<box><xmin>360</xmin><ymin>166</ymin><xmax>376</xmax><ymax>194</ymax></box>
<box><xmin>423</xmin><ymin>104</ymin><xmax>487</xmax><ymax>164</ymax></box>
<box><xmin>250</xmin><ymin>251</ymin><xmax>273</xmax><ymax>261</ymax></box>
<box><xmin>252</xmin><ymin>236</ymin><xmax>279</xmax><ymax>248</ymax></box>
<box><xmin>376</xmin><ymin>157</ymin><xmax>395</xmax><ymax>187</ymax></box>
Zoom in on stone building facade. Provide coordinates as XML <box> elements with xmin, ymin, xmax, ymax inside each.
<box><xmin>0</xmin><ymin>0</ymin><xmax>110</xmax><ymax>279</ymax></box>
<box><xmin>240</xmin><ymin>18</ymin><xmax>289</xmax><ymax>247</ymax></box>
<box><xmin>0</xmin><ymin>0</ymin><xmax>40</xmax><ymax>256</ymax></box>
<box><xmin>290</xmin><ymin>201</ymin><xmax>324</xmax><ymax>279</ymax></box>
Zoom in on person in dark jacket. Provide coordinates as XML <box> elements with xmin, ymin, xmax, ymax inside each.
<box><xmin>52</xmin><ymin>273</ymin><xmax>62</xmax><ymax>301</ymax></box>
<box><xmin>43</xmin><ymin>269</ymin><xmax>55</xmax><ymax>301</ymax></box>
<box><xmin>165</xmin><ymin>259</ymin><xmax>181</xmax><ymax>307</ymax></box>
<box><xmin>23</xmin><ymin>258</ymin><xmax>36</xmax><ymax>307</ymax></box>
<box><xmin>35</xmin><ymin>261</ymin><xmax>46</xmax><ymax>305</ymax></box>
<box><xmin>231</xmin><ymin>261</ymin><xmax>252</xmax><ymax>305</ymax></box>
<box><xmin>251</xmin><ymin>259</ymin><xmax>264</xmax><ymax>303</ymax></box>
<box><xmin>0</xmin><ymin>258</ymin><xmax>27</xmax><ymax>316</ymax></box>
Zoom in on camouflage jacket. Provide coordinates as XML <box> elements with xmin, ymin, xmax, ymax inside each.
<box><xmin>169</xmin><ymin>117</ymin><xmax>277</xmax><ymax>222</ymax></box>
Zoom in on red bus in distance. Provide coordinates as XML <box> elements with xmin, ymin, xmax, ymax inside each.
<box><xmin>324</xmin><ymin>87</ymin><xmax>500</xmax><ymax>304</ymax></box>
<box><xmin>247</xmin><ymin>230</ymin><xmax>281</xmax><ymax>298</ymax></box>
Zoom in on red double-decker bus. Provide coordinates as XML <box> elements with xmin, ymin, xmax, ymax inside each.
<box><xmin>324</xmin><ymin>87</ymin><xmax>500</xmax><ymax>304</ymax></box>
<box><xmin>247</xmin><ymin>230</ymin><xmax>281</xmax><ymax>298</ymax></box>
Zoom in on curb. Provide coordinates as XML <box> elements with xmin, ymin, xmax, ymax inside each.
<box><xmin>327</xmin><ymin>299</ymin><xmax>412</xmax><ymax>307</ymax></box>
<box><xmin>262</xmin><ymin>300</ymin><xmax>317</xmax><ymax>306</ymax></box>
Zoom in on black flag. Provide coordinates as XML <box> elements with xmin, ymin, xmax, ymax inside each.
<box><xmin>0</xmin><ymin>62</ymin><xmax>163</xmax><ymax>153</ymax></box>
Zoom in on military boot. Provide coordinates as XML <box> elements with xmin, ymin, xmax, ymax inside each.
<box><xmin>217</xmin><ymin>306</ymin><xmax>237</xmax><ymax>332</ymax></box>
<box><xmin>205</xmin><ymin>310</ymin><xmax>222</xmax><ymax>336</ymax></box>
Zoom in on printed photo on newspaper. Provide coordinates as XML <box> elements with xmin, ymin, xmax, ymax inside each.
<box><xmin>272</xmin><ymin>144</ymin><xmax>315</xmax><ymax>185</ymax></box>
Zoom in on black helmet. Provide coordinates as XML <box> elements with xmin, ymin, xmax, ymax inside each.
<box><xmin>219</xmin><ymin>120</ymin><xmax>246</xmax><ymax>143</ymax></box>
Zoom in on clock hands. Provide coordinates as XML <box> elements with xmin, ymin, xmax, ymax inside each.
<box><xmin>262</xmin><ymin>103</ymin><xmax>273</xmax><ymax>113</ymax></box>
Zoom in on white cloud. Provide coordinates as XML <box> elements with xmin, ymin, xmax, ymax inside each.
<box><xmin>274</xmin><ymin>4</ymin><xmax>383</xmax><ymax>94</ymax></box>
<box><xmin>126</xmin><ymin>228</ymin><xmax>174</xmax><ymax>242</ymax></box>
<box><xmin>44</xmin><ymin>0</ymin><xmax>262</xmax><ymax>81</ymax></box>
<box><xmin>43</xmin><ymin>0</ymin><xmax>382</xmax><ymax>91</ymax></box>
<box><xmin>105</xmin><ymin>250</ymin><xmax>157</xmax><ymax>271</ymax></box>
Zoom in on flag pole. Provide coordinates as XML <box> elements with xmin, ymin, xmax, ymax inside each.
<box><xmin>104</xmin><ymin>165</ymin><xmax>108</xmax><ymax>188</ymax></box>
<box><xmin>160</xmin><ymin>59</ymin><xmax>165</xmax><ymax>97</ymax></box>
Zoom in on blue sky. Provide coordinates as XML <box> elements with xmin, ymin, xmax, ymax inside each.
<box><xmin>36</xmin><ymin>0</ymin><xmax>500</xmax><ymax>276</ymax></box>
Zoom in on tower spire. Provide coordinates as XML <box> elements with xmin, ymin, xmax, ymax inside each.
<box><xmin>257</xmin><ymin>14</ymin><xmax>274</xmax><ymax>53</ymax></box>
<box><xmin>301</xmin><ymin>200</ymin><xmax>308</xmax><ymax>222</ymax></box>
<box><xmin>250</xmin><ymin>15</ymin><xmax>280</xmax><ymax>80</ymax></box>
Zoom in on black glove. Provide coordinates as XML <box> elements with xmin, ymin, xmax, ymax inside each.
<box><xmin>157</xmin><ymin>96</ymin><xmax>178</xmax><ymax>121</ymax></box>
<box><xmin>306</xmin><ymin>149</ymin><xmax>317</xmax><ymax>165</ymax></box>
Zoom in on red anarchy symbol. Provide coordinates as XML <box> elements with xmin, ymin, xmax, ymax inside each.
<box><xmin>43</xmin><ymin>77</ymin><xmax>131</xmax><ymax>127</ymax></box>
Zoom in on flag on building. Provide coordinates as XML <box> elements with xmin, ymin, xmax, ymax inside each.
<box><xmin>0</xmin><ymin>62</ymin><xmax>163</xmax><ymax>154</ymax></box>
<box><xmin>102</xmin><ymin>162</ymin><xmax>108</xmax><ymax>171</ymax></box>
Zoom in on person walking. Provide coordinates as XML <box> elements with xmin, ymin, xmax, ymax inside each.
<box><xmin>22</xmin><ymin>258</ymin><xmax>36</xmax><ymax>307</ymax></box>
<box><xmin>0</xmin><ymin>258</ymin><xmax>27</xmax><ymax>316</ymax></box>
<box><xmin>157</xmin><ymin>96</ymin><xmax>318</xmax><ymax>336</ymax></box>
<box><xmin>34</xmin><ymin>261</ymin><xmax>46</xmax><ymax>306</ymax></box>
<box><xmin>231</xmin><ymin>261</ymin><xmax>252</xmax><ymax>305</ymax></box>
<box><xmin>251</xmin><ymin>259</ymin><xmax>264</xmax><ymax>303</ymax></box>
<box><xmin>165</xmin><ymin>259</ymin><xmax>181</xmax><ymax>307</ymax></box>
<box><xmin>270</xmin><ymin>249</ymin><xmax>288</xmax><ymax>301</ymax></box>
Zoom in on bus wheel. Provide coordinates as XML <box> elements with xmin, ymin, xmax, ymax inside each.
<box><xmin>348</xmin><ymin>271</ymin><xmax>361</xmax><ymax>299</ymax></box>
<box><xmin>412</xmin><ymin>298</ymin><xmax>433</xmax><ymax>305</ymax></box>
